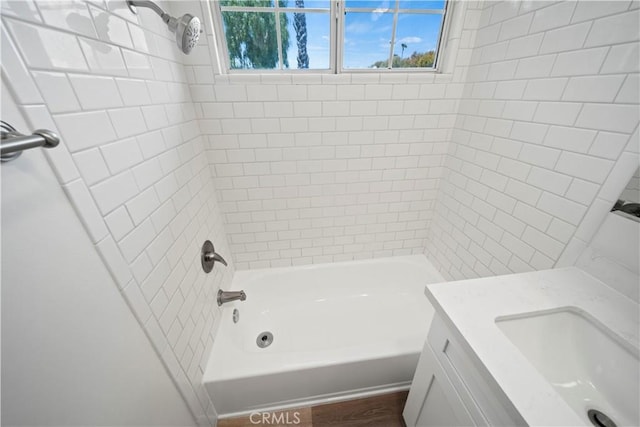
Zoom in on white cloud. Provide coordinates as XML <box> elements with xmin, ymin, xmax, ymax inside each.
<box><xmin>371</xmin><ymin>0</ymin><xmax>391</xmax><ymax>20</ymax></box>
<box><xmin>399</xmin><ymin>36</ymin><xmax>422</xmax><ymax>44</ymax></box>
<box><xmin>371</xmin><ymin>7</ymin><xmax>391</xmax><ymax>20</ymax></box>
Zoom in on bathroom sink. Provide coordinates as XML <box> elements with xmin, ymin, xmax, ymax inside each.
<box><xmin>496</xmin><ymin>308</ymin><xmax>639</xmax><ymax>427</ymax></box>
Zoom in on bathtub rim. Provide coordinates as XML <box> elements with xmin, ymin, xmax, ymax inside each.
<box><xmin>204</xmin><ymin>334</ymin><xmax>432</xmax><ymax>382</ymax></box>
<box><xmin>225</xmin><ymin>253</ymin><xmax>444</xmax><ymax>290</ymax></box>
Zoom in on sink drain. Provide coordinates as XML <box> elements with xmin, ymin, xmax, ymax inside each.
<box><xmin>256</xmin><ymin>331</ymin><xmax>273</xmax><ymax>348</ymax></box>
<box><xmin>588</xmin><ymin>409</ymin><xmax>617</xmax><ymax>427</ymax></box>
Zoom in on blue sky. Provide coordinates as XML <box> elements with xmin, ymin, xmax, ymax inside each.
<box><xmin>282</xmin><ymin>0</ymin><xmax>446</xmax><ymax>69</ymax></box>
<box><xmin>282</xmin><ymin>12</ymin><xmax>331</xmax><ymax>69</ymax></box>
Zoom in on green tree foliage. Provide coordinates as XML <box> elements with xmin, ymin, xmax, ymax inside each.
<box><xmin>293</xmin><ymin>0</ymin><xmax>309</xmax><ymax>68</ymax></box>
<box><xmin>371</xmin><ymin>50</ymin><xmax>436</xmax><ymax>69</ymax></box>
<box><xmin>221</xmin><ymin>0</ymin><xmax>290</xmax><ymax>69</ymax></box>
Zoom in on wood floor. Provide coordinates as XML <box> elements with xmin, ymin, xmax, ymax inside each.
<box><xmin>218</xmin><ymin>391</ymin><xmax>408</xmax><ymax>427</ymax></box>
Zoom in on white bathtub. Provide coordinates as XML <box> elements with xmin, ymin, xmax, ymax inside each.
<box><xmin>202</xmin><ymin>255</ymin><xmax>445</xmax><ymax>418</ymax></box>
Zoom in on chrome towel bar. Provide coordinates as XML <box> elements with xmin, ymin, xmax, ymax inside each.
<box><xmin>1</xmin><ymin>120</ymin><xmax>60</xmax><ymax>163</ymax></box>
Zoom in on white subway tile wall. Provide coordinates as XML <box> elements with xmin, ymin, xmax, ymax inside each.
<box><xmin>426</xmin><ymin>0</ymin><xmax>639</xmax><ymax>280</ymax></box>
<box><xmin>187</xmin><ymin>3</ymin><xmax>475</xmax><ymax>270</ymax></box>
<box><xmin>1</xmin><ymin>1</ymin><xmax>232</xmax><ymax>424</ymax></box>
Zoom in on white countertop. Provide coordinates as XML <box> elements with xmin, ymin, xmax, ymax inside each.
<box><xmin>425</xmin><ymin>267</ymin><xmax>639</xmax><ymax>427</ymax></box>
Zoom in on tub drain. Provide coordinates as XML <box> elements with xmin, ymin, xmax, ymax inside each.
<box><xmin>587</xmin><ymin>409</ymin><xmax>617</xmax><ymax>427</ymax></box>
<box><xmin>256</xmin><ymin>331</ymin><xmax>273</xmax><ymax>348</ymax></box>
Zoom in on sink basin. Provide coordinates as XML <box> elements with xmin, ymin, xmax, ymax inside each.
<box><xmin>496</xmin><ymin>308</ymin><xmax>639</xmax><ymax>427</ymax></box>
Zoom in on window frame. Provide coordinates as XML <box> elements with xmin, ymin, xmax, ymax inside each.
<box><xmin>210</xmin><ymin>0</ymin><xmax>450</xmax><ymax>74</ymax></box>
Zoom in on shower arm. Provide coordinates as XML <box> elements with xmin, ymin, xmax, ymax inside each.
<box><xmin>126</xmin><ymin>0</ymin><xmax>202</xmax><ymax>54</ymax></box>
<box><xmin>126</xmin><ymin>1</ymin><xmax>170</xmax><ymax>23</ymax></box>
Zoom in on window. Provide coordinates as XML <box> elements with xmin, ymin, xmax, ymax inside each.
<box><xmin>212</xmin><ymin>0</ymin><xmax>448</xmax><ymax>72</ymax></box>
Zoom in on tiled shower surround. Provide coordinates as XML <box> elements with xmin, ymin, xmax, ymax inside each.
<box><xmin>1</xmin><ymin>0</ymin><xmax>638</xmax><ymax>425</ymax></box>
<box><xmin>188</xmin><ymin>0</ymin><xmax>639</xmax><ymax>273</ymax></box>
<box><xmin>426</xmin><ymin>1</ymin><xmax>640</xmax><ymax>279</ymax></box>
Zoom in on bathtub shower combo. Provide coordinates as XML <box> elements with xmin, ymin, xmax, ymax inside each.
<box><xmin>203</xmin><ymin>255</ymin><xmax>444</xmax><ymax>417</ymax></box>
<box><xmin>3</xmin><ymin>0</ymin><xmax>638</xmax><ymax>425</ymax></box>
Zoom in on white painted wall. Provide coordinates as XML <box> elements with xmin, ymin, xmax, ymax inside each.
<box><xmin>0</xmin><ymin>1</ymin><xmax>233</xmax><ymax>423</ymax></box>
<box><xmin>575</xmin><ymin>212</ymin><xmax>640</xmax><ymax>303</ymax></box>
<box><xmin>1</xmin><ymin>79</ymin><xmax>196</xmax><ymax>426</ymax></box>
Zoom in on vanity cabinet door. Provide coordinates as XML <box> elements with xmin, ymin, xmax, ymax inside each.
<box><xmin>403</xmin><ymin>339</ymin><xmax>476</xmax><ymax>427</ymax></box>
<box><xmin>429</xmin><ymin>315</ymin><xmax>525</xmax><ymax>427</ymax></box>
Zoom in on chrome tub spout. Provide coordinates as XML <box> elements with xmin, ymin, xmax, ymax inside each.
<box><xmin>217</xmin><ymin>290</ymin><xmax>246</xmax><ymax>306</ymax></box>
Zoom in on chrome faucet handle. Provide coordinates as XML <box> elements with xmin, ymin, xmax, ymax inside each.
<box><xmin>201</xmin><ymin>240</ymin><xmax>228</xmax><ymax>273</ymax></box>
<box><xmin>205</xmin><ymin>251</ymin><xmax>227</xmax><ymax>266</ymax></box>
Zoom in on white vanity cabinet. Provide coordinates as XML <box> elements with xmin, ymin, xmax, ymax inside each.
<box><xmin>403</xmin><ymin>314</ymin><xmax>525</xmax><ymax>427</ymax></box>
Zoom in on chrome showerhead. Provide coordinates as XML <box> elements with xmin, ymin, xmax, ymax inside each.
<box><xmin>126</xmin><ymin>1</ymin><xmax>201</xmax><ymax>54</ymax></box>
<box><xmin>166</xmin><ymin>13</ymin><xmax>201</xmax><ymax>55</ymax></box>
